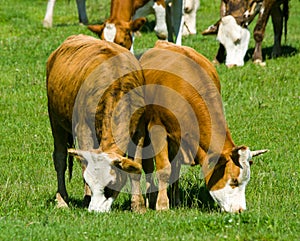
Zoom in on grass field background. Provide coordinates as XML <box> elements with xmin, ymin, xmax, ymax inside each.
<box><xmin>0</xmin><ymin>0</ymin><xmax>299</xmax><ymax>240</ymax></box>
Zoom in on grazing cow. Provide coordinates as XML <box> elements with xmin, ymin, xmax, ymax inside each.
<box><xmin>88</xmin><ymin>0</ymin><xmax>185</xmax><ymax>50</ymax></box>
<box><xmin>140</xmin><ymin>41</ymin><xmax>268</xmax><ymax>212</ymax></box>
<box><xmin>87</xmin><ymin>0</ymin><xmax>149</xmax><ymax>50</ymax></box>
<box><xmin>43</xmin><ymin>0</ymin><xmax>88</xmax><ymax>28</ymax></box>
<box><xmin>202</xmin><ymin>0</ymin><xmax>289</xmax><ymax>66</ymax></box>
<box><xmin>46</xmin><ymin>34</ymin><xmax>146</xmax><ymax>212</ymax></box>
<box><xmin>182</xmin><ymin>0</ymin><xmax>200</xmax><ymax>36</ymax></box>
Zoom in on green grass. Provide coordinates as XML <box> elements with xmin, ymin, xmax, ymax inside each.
<box><xmin>0</xmin><ymin>0</ymin><xmax>299</xmax><ymax>240</ymax></box>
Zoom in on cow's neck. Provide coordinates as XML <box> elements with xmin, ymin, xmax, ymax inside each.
<box><xmin>197</xmin><ymin>131</ymin><xmax>235</xmax><ymax>183</ymax></box>
<box><xmin>110</xmin><ymin>0</ymin><xmax>134</xmax><ymax>21</ymax></box>
<box><xmin>197</xmin><ymin>130</ymin><xmax>235</xmax><ymax>166</ymax></box>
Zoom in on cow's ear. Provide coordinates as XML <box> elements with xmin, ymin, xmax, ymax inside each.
<box><xmin>88</xmin><ymin>24</ymin><xmax>105</xmax><ymax>36</ymax></box>
<box><xmin>130</xmin><ymin>17</ymin><xmax>146</xmax><ymax>32</ymax></box>
<box><xmin>111</xmin><ymin>158</ymin><xmax>142</xmax><ymax>174</ymax></box>
<box><xmin>68</xmin><ymin>148</ymin><xmax>96</xmax><ymax>162</ymax></box>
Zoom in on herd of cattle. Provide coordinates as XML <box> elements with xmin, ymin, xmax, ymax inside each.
<box><xmin>44</xmin><ymin>0</ymin><xmax>290</xmax><ymax>213</ymax></box>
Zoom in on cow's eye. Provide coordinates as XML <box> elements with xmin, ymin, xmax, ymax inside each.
<box><xmin>230</xmin><ymin>178</ymin><xmax>239</xmax><ymax>188</ymax></box>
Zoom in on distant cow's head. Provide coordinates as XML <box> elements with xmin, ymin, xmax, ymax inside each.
<box><xmin>205</xmin><ymin>146</ymin><xmax>268</xmax><ymax>213</ymax></box>
<box><xmin>88</xmin><ymin>18</ymin><xmax>146</xmax><ymax>50</ymax></box>
<box><xmin>68</xmin><ymin>149</ymin><xmax>142</xmax><ymax>212</ymax></box>
<box><xmin>203</xmin><ymin>0</ymin><xmax>262</xmax><ymax>66</ymax></box>
<box><xmin>217</xmin><ymin>15</ymin><xmax>250</xmax><ymax>67</ymax></box>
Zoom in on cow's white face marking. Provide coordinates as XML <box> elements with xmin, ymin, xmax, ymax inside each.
<box><xmin>217</xmin><ymin>15</ymin><xmax>250</xmax><ymax>67</ymax></box>
<box><xmin>209</xmin><ymin>148</ymin><xmax>251</xmax><ymax>213</ymax></box>
<box><xmin>103</xmin><ymin>23</ymin><xmax>117</xmax><ymax>42</ymax></box>
<box><xmin>82</xmin><ymin>152</ymin><xmax>116</xmax><ymax>212</ymax></box>
<box><xmin>153</xmin><ymin>2</ymin><xmax>168</xmax><ymax>39</ymax></box>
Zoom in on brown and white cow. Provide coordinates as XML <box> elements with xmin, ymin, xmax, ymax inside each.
<box><xmin>46</xmin><ymin>34</ymin><xmax>146</xmax><ymax>212</ymax></box>
<box><xmin>87</xmin><ymin>0</ymin><xmax>149</xmax><ymax>50</ymax></box>
<box><xmin>140</xmin><ymin>41</ymin><xmax>268</xmax><ymax>212</ymax></box>
<box><xmin>88</xmin><ymin>0</ymin><xmax>186</xmax><ymax>50</ymax></box>
<box><xmin>202</xmin><ymin>0</ymin><xmax>289</xmax><ymax>66</ymax></box>
<box><xmin>43</xmin><ymin>0</ymin><xmax>88</xmax><ymax>28</ymax></box>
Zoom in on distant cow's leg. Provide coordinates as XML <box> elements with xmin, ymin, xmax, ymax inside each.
<box><xmin>43</xmin><ymin>0</ymin><xmax>56</xmax><ymax>28</ymax></box>
<box><xmin>270</xmin><ymin>3</ymin><xmax>283</xmax><ymax>58</ymax></box>
<box><xmin>50</xmin><ymin>121</ymin><xmax>69</xmax><ymax>207</ymax></box>
<box><xmin>76</xmin><ymin>0</ymin><xmax>88</xmax><ymax>25</ymax></box>
<box><xmin>253</xmin><ymin>4</ymin><xmax>272</xmax><ymax>64</ymax></box>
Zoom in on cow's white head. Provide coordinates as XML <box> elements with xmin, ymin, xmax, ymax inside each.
<box><xmin>217</xmin><ymin>15</ymin><xmax>250</xmax><ymax>67</ymax></box>
<box><xmin>88</xmin><ymin>18</ymin><xmax>146</xmax><ymax>50</ymax></box>
<box><xmin>205</xmin><ymin>146</ymin><xmax>268</xmax><ymax>213</ymax></box>
<box><xmin>68</xmin><ymin>149</ymin><xmax>142</xmax><ymax>212</ymax></box>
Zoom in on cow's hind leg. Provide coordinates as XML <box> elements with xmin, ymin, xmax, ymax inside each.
<box><xmin>148</xmin><ymin>123</ymin><xmax>170</xmax><ymax>211</ymax></box>
<box><xmin>271</xmin><ymin>3</ymin><xmax>283</xmax><ymax>58</ymax></box>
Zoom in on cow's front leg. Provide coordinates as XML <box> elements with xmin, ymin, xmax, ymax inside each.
<box><xmin>155</xmin><ymin>144</ymin><xmax>171</xmax><ymax>211</ymax></box>
<box><xmin>253</xmin><ymin>3</ymin><xmax>271</xmax><ymax>65</ymax></box>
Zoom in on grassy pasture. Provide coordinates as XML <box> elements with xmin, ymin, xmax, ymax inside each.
<box><xmin>0</xmin><ymin>0</ymin><xmax>299</xmax><ymax>240</ymax></box>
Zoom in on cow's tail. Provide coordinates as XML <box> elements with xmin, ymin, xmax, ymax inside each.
<box><xmin>67</xmin><ymin>135</ymin><xmax>74</xmax><ymax>181</ymax></box>
<box><xmin>283</xmin><ymin>0</ymin><xmax>289</xmax><ymax>42</ymax></box>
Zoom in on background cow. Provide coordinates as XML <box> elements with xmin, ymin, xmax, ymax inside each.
<box><xmin>88</xmin><ymin>0</ymin><xmax>186</xmax><ymax>50</ymax></box>
<box><xmin>202</xmin><ymin>0</ymin><xmax>289</xmax><ymax>66</ymax></box>
<box><xmin>46</xmin><ymin>34</ymin><xmax>146</xmax><ymax>212</ymax></box>
<box><xmin>140</xmin><ymin>41</ymin><xmax>268</xmax><ymax>212</ymax></box>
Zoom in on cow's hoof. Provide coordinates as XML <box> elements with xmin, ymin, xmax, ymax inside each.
<box><xmin>212</xmin><ymin>59</ymin><xmax>220</xmax><ymax>66</ymax></box>
<box><xmin>226</xmin><ymin>64</ymin><xmax>237</xmax><ymax>68</ymax></box>
<box><xmin>131</xmin><ymin>194</ymin><xmax>146</xmax><ymax>213</ymax></box>
<box><xmin>43</xmin><ymin>20</ymin><xmax>52</xmax><ymax>28</ymax></box>
<box><xmin>56</xmin><ymin>193</ymin><xmax>68</xmax><ymax>208</ymax></box>
<box><xmin>132</xmin><ymin>204</ymin><xmax>147</xmax><ymax>214</ymax></box>
<box><xmin>253</xmin><ymin>59</ymin><xmax>266</xmax><ymax>67</ymax></box>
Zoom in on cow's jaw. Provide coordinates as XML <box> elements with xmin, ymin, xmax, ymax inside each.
<box><xmin>83</xmin><ymin>152</ymin><xmax>116</xmax><ymax>212</ymax></box>
<box><xmin>103</xmin><ymin>23</ymin><xmax>117</xmax><ymax>42</ymax></box>
<box><xmin>209</xmin><ymin>180</ymin><xmax>248</xmax><ymax>213</ymax></box>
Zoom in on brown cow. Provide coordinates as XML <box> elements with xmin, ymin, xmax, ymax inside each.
<box><xmin>46</xmin><ymin>34</ymin><xmax>146</xmax><ymax>212</ymax></box>
<box><xmin>202</xmin><ymin>0</ymin><xmax>289</xmax><ymax>66</ymax></box>
<box><xmin>87</xmin><ymin>0</ymin><xmax>149</xmax><ymax>50</ymax></box>
<box><xmin>140</xmin><ymin>41</ymin><xmax>268</xmax><ymax>212</ymax></box>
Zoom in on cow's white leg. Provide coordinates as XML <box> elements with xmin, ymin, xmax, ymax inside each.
<box><xmin>43</xmin><ymin>0</ymin><xmax>56</xmax><ymax>28</ymax></box>
<box><xmin>155</xmin><ymin>144</ymin><xmax>171</xmax><ymax>211</ymax></box>
<box><xmin>153</xmin><ymin>2</ymin><xmax>168</xmax><ymax>40</ymax></box>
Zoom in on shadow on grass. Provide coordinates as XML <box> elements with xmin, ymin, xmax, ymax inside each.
<box><xmin>244</xmin><ymin>45</ymin><xmax>298</xmax><ymax>62</ymax></box>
